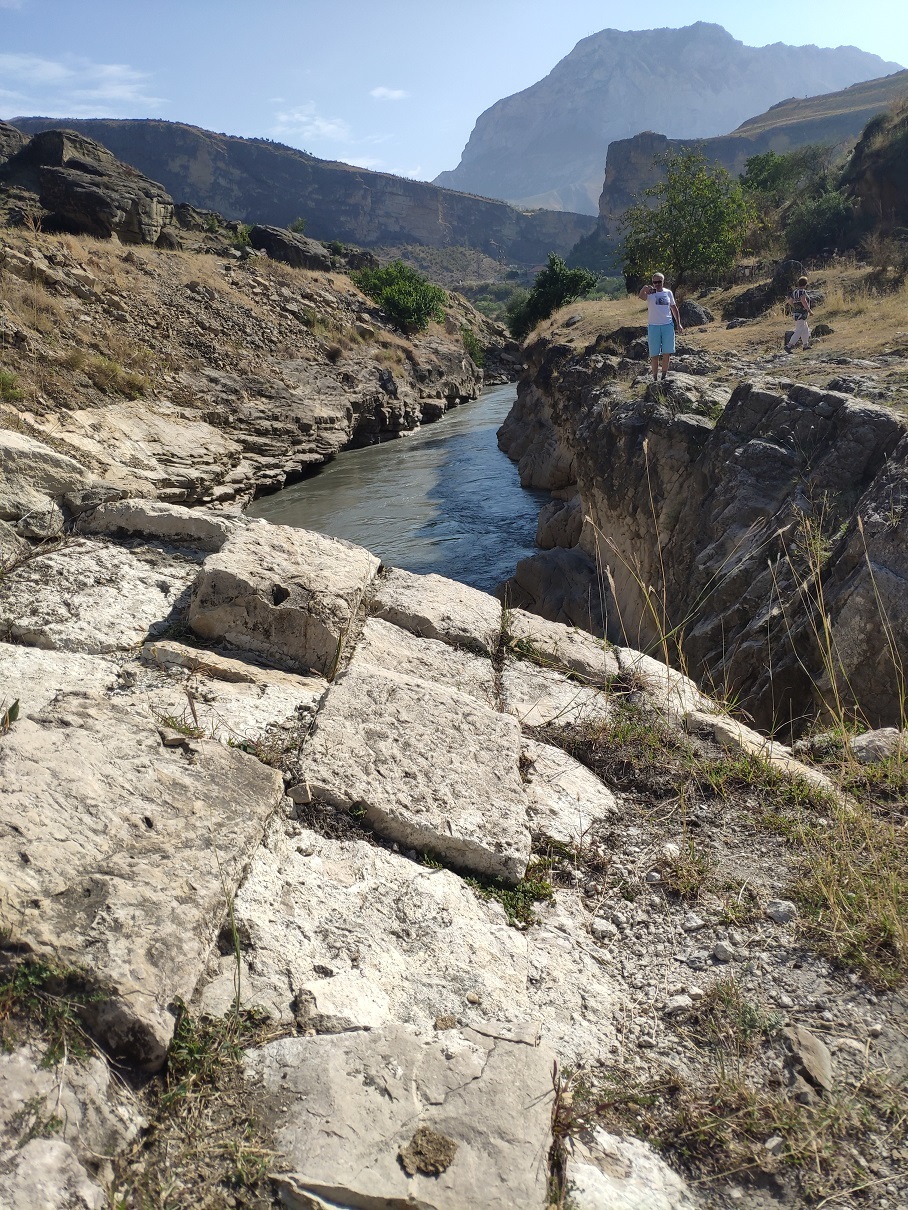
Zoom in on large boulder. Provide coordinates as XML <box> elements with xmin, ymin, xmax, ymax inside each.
<box><xmin>1</xmin><ymin>129</ymin><xmax>175</xmax><ymax>244</ymax></box>
<box><xmin>189</xmin><ymin>523</ymin><xmax>380</xmax><ymax>675</ymax></box>
<box><xmin>0</xmin><ymin>693</ymin><xmax>284</xmax><ymax>1068</ymax></box>
<box><xmin>245</xmin><ymin>1023</ymin><xmax>555</xmax><ymax>1210</ymax></box>
<box><xmin>0</xmin><ymin>120</ymin><xmax>26</xmax><ymax>167</ymax></box>
<box><xmin>248</xmin><ymin>224</ymin><xmax>332</xmax><ymax>271</ymax></box>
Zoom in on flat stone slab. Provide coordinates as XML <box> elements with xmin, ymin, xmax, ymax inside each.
<box><xmin>138</xmin><ymin>639</ymin><xmax>327</xmax><ymax>742</ymax></box>
<box><xmin>522</xmin><ymin>738</ymin><xmax>617</xmax><ymax>844</ymax></box>
<box><xmin>0</xmin><ymin>1042</ymin><xmax>143</xmax><ymax>1210</ymax></box>
<box><xmin>0</xmin><ymin>693</ymin><xmax>283</xmax><ymax>1069</ymax></box>
<box><xmin>566</xmin><ymin>1127</ymin><xmax>697</xmax><ymax>1210</ymax></box>
<box><xmin>371</xmin><ymin>566</ymin><xmax>502</xmax><ymax>655</ymax></box>
<box><xmin>189</xmin><ymin>523</ymin><xmax>380</xmax><ymax>675</ymax></box>
<box><xmin>0</xmin><ymin>538</ymin><xmax>195</xmax><ymax>653</ymax></box>
<box><xmin>78</xmin><ymin>498</ymin><xmax>240</xmax><ymax>551</ymax></box>
<box><xmin>507</xmin><ymin>608</ymin><xmax>619</xmax><ymax>685</ymax></box>
<box><xmin>349</xmin><ymin>617</ymin><xmax>496</xmax><ymax>705</ymax></box>
<box><xmin>0</xmin><ymin>643</ymin><xmax>119</xmax><ymax>717</ymax></box>
<box><xmin>206</xmin><ymin>816</ymin><xmax>529</xmax><ymax>1030</ymax></box>
<box><xmin>245</xmin><ymin>1023</ymin><xmax>555</xmax><ymax>1210</ymax></box>
<box><xmin>296</xmin><ymin>664</ymin><xmax>531</xmax><ymax>882</ymax></box>
<box><xmin>500</xmin><ymin>657</ymin><xmax>612</xmax><ymax>729</ymax></box>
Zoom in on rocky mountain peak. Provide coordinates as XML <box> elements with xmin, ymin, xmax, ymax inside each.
<box><xmin>434</xmin><ymin>23</ymin><xmax>902</xmax><ymax>214</ymax></box>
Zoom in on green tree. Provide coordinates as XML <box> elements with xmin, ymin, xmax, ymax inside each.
<box><xmin>622</xmin><ymin>148</ymin><xmax>754</xmax><ymax>285</ymax></box>
<box><xmin>352</xmin><ymin>260</ymin><xmax>447</xmax><ymax>333</ymax></box>
<box><xmin>288</xmin><ymin>216</ymin><xmax>307</xmax><ymax>234</ymax></box>
<box><xmin>784</xmin><ymin>189</ymin><xmax>854</xmax><ymax>257</ymax></box>
<box><xmin>507</xmin><ymin>254</ymin><xmax>597</xmax><ymax>339</ymax></box>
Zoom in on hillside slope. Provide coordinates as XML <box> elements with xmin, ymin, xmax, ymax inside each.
<box><xmin>434</xmin><ymin>23</ymin><xmax>900</xmax><ymax>214</ymax></box>
<box><xmin>9</xmin><ymin>117</ymin><xmax>596</xmax><ymax>266</ymax></box>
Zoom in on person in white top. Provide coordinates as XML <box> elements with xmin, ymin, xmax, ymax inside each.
<box><xmin>638</xmin><ymin>271</ymin><xmax>683</xmax><ymax>382</ymax></box>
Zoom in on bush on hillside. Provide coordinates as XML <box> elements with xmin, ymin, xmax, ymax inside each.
<box><xmin>622</xmin><ymin>148</ymin><xmax>754</xmax><ymax>286</ymax></box>
<box><xmin>784</xmin><ymin>189</ymin><xmax>854</xmax><ymax>258</ymax></box>
<box><xmin>352</xmin><ymin>260</ymin><xmax>447</xmax><ymax>333</ymax></box>
<box><xmin>507</xmin><ymin>254</ymin><xmax>597</xmax><ymax>340</ymax></box>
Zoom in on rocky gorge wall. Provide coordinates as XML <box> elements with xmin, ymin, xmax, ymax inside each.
<box><xmin>10</xmin><ymin>118</ymin><xmax>597</xmax><ymax>264</ymax></box>
<box><xmin>498</xmin><ymin>334</ymin><xmax>908</xmax><ymax>731</ymax></box>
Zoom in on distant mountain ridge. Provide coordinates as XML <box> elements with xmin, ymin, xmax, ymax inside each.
<box><xmin>434</xmin><ymin>22</ymin><xmax>902</xmax><ymax>214</ymax></box>
<box><xmin>9</xmin><ymin>117</ymin><xmax>596</xmax><ymax>265</ymax></box>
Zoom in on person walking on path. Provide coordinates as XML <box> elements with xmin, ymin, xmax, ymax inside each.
<box><xmin>786</xmin><ymin>275</ymin><xmax>812</xmax><ymax>352</ymax></box>
<box><xmin>638</xmin><ymin>272</ymin><xmax>683</xmax><ymax>381</ymax></box>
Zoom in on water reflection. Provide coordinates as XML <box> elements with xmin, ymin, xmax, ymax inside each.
<box><xmin>247</xmin><ymin>384</ymin><xmax>548</xmax><ymax>591</ymax></box>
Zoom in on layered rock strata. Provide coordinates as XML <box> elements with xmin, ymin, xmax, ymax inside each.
<box><xmin>498</xmin><ymin>335</ymin><xmax>908</xmax><ymax>729</ymax></box>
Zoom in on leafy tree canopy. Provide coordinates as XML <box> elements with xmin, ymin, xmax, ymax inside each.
<box><xmin>622</xmin><ymin>148</ymin><xmax>754</xmax><ymax>286</ymax></box>
<box><xmin>507</xmin><ymin>253</ymin><xmax>597</xmax><ymax>339</ymax></box>
<box><xmin>352</xmin><ymin>260</ymin><xmax>447</xmax><ymax>333</ymax></box>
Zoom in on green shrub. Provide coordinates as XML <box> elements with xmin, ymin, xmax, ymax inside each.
<box><xmin>784</xmin><ymin>189</ymin><xmax>854</xmax><ymax>257</ymax></box>
<box><xmin>460</xmin><ymin>326</ymin><xmax>485</xmax><ymax>366</ymax></box>
<box><xmin>0</xmin><ymin>371</ymin><xmax>24</xmax><ymax>402</ymax></box>
<box><xmin>507</xmin><ymin>253</ymin><xmax>597</xmax><ymax>340</ymax></box>
<box><xmin>288</xmin><ymin>216</ymin><xmax>307</xmax><ymax>234</ymax></box>
<box><xmin>231</xmin><ymin>223</ymin><xmax>252</xmax><ymax>248</ymax></box>
<box><xmin>352</xmin><ymin>260</ymin><xmax>447</xmax><ymax>333</ymax></box>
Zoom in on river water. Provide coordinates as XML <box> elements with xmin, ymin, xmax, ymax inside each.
<box><xmin>246</xmin><ymin>384</ymin><xmax>546</xmax><ymax>592</ymax></box>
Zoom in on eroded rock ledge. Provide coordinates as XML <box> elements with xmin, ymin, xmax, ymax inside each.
<box><xmin>498</xmin><ymin>334</ymin><xmax>908</xmax><ymax>730</ymax></box>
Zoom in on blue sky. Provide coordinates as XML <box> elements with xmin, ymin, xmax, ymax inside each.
<box><xmin>1</xmin><ymin>0</ymin><xmax>905</xmax><ymax>182</ymax></box>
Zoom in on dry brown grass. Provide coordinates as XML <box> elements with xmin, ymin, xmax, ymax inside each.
<box><xmin>534</xmin><ymin>266</ymin><xmax>908</xmax><ymax>362</ymax></box>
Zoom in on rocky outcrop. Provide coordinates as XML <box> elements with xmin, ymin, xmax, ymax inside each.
<box><xmin>10</xmin><ymin>117</ymin><xmax>597</xmax><ymax>263</ymax></box>
<box><xmin>593</xmin><ymin>71</ymin><xmax>908</xmax><ymax>251</ymax></box>
<box><xmin>498</xmin><ymin>337</ymin><xmax>908</xmax><ymax>729</ymax></box>
<box><xmin>248</xmin><ymin>223</ymin><xmax>332</xmax><ymax>270</ymax></box>
<box><xmin>0</xmin><ymin>129</ymin><xmax>174</xmax><ymax>243</ymax></box>
<box><xmin>435</xmin><ymin>23</ymin><xmax>900</xmax><ymax>213</ymax></box>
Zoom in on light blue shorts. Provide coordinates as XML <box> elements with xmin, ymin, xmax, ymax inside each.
<box><xmin>648</xmin><ymin>323</ymin><xmax>675</xmax><ymax>356</ymax></box>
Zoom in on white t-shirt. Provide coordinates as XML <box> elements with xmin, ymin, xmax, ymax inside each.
<box><xmin>647</xmin><ymin>288</ymin><xmax>676</xmax><ymax>326</ymax></box>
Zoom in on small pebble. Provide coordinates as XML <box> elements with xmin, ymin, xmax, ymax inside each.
<box><xmin>682</xmin><ymin>912</ymin><xmax>706</xmax><ymax>932</ymax></box>
<box><xmin>713</xmin><ymin>940</ymin><xmax>735</xmax><ymax>963</ymax></box>
<box><xmin>869</xmin><ymin>1023</ymin><xmax>883</xmax><ymax>1038</ymax></box>
<box><xmin>663</xmin><ymin>993</ymin><xmax>693</xmax><ymax>1016</ymax></box>
<box><xmin>645</xmin><ymin>870</ymin><xmax>662</xmax><ymax>884</ymax></box>
<box><xmin>465</xmin><ymin>991</ymin><xmax>481</xmax><ymax>1005</ymax></box>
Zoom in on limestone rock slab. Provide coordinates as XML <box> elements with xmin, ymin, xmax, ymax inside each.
<box><xmin>0</xmin><ymin>1138</ymin><xmax>105</xmax><ymax>1210</ymax></box>
<box><xmin>349</xmin><ymin>616</ymin><xmax>496</xmax><ymax>705</ymax></box>
<box><xmin>507</xmin><ymin>607</ymin><xmax>619</xmax><ymax>685</ymax></box>
<box><xmin>0</xmin><ymin>519</ymin><xmax>29</xmax><ymax>568</ymax></box>
<box><xmin>0</xmin><ymin>693</ymin><xmax>283</xmax><ymax>1069</ymax></box>
<box><xmin>0</xmin><ymin>429</ymin><xmax>90</xmax><ymax>521</ymax></box>
<box><xmin>297</xmin><ymin>664</ymin><xmax>531</xmax><ymax>881</ymax></box>
<box><xmin>500</xmin><ymin>657</ymin><xmax>611</xmax><ymax>729</ymax></box>
<box><xmin>615</xmin><ymin>648</ymin><xmax>711</xmax><ymax>719</ymax></box>
<box><xmin>522</xmin><ymin>738</ymin><xmax>617</xmax><ymax>844</ymax></box>
<box><xmin>78</xmin><ymin>498</ymin><xmax>240</xmax><ymax>551</ymax></box>
<box><xmin>371</xmin><ymin>566</ymin><xmax>502</xmax><ymax>655</ymax></box>
<box><xmin>566</xmin><ymin>1127</ymin><xmax>698</xmax><ymax>1209</ymax></box>
<box><xmin>245</xmin><ymin>1023</ymin><xmax>555</xmax><ymax>1210</ymax></box>
<box><xmin>212</xmin><ymin>816</ymin><xmax>528</xmax><ymax>1030</ymax></box>
<box><xmin>0</xmin><ymin>643</ymin><xmax>119</xmax><ymax>717</ymax></box>
<box><xmin>0</xmin><ymin>539</ymin><xmax>196</xmax><ymax>653</ymax></box>
<box><xmin>189</xmin><ymin>523</ymin><xmax>379</xmax><ymax>675</ymax></box>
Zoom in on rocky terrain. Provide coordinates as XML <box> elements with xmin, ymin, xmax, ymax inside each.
<box><xmin>434</xmin><ymin>23</ymin><xmax>900</xmax><ymax>214</ymax></box>
<box><xmin>8</xmin><ymin>117</ymin><xmax>597</xmax><ymax>266</ymax></box>
<box><xmin>587</xmin><ymin>71</ymin><xmax>908</xmax><ymax>263</ymax></box>
<box><xmin>2</xmin><ymin>494</ymin><xmax>906</xmax><ymax>1210</ymax></box>
<box><xmin>497</xmin><ymin>284</ymin><xmax>908</xmax><ymax>735</ymax></box>
<box><xmin>1</xmin><ymin>131</ymin><xmax>907</xmax><ymax>1208</ymax></box>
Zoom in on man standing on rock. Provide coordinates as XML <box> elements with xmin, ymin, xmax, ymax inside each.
<box><xmin>638</xmin><ymin>272</ymin><xmax>683</xmax><ymax>382</ymax></box>
<box><xmin>785</xmin><ymin>275</ymin><xmax>812</xmax><ymax>352</ymax></box>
